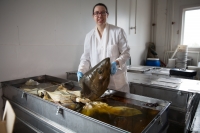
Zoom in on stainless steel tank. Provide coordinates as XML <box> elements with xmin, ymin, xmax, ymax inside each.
<box><xmin>1</xmin><ymin>75</ymin><xmax>171</xmax><ymax>133</ymax></box>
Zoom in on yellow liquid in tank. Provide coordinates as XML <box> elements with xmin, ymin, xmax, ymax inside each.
<box><xmin>81</xmin><ymin>96</ymin><xmax>159</xmax><ymax>133</ymax></box>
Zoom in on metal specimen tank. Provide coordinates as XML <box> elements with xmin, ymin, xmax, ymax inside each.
<box><xmin>127</xmin><ymin>70</ymin><xmax>200</xmax><ymax>133</ymax></box>
<box><xmin>1</xmin><ymin>75</ymin><xmax>171</xmax><ymax>133</ymax></box>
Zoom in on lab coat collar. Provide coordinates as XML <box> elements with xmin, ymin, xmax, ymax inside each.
<box><xmin>94</xmin><ymin>23</ymin><xmax>109</xmax><ymax>60</ymax></box>
<box><xmin>95</xmin><ymin>23</ymin><xmax>109</xmax><ymax>42</ymax></box>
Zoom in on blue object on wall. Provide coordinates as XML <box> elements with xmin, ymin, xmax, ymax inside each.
<box><xmin>146</xmin><ymin>58</ymin><xmax>160</xmax><ymax>66</ymax></box>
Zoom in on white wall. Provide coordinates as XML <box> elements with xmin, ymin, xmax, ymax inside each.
<box><xmin>118</xmin><ymin>0</ymin><xmax>152</xmax><ymax>65</ymax></box>
<box><xmin>154</xmin><ymin>0</ymin><xmax>200</xmax><ymax>66</ymax></box>
<box><xmin>0</xmin><ymin>0</ymin><xmax>115</xmax><ymax>81</ymax></box>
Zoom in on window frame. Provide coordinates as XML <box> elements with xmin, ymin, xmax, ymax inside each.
<box><xmin>180</xmin><ymin>6</ymin><xmax>200</xmax><ymax>48</ymax></box>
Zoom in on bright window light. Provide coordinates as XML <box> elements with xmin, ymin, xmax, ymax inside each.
<box><xmin>182</xmin><ymin>9</ymin><xmax>200</xmax><ymax>47</ymax></box>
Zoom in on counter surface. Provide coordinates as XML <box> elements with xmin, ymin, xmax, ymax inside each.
<box><xmin>127</xmin><ymin>72</ymin><xmax>200</xmax><ymax>94</ymax></box>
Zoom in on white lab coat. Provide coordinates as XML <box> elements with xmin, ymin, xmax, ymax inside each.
<box><xmin>78</xmin><ymin>23</ymin><xmax>130</xmax><ymax>93</ymax></box>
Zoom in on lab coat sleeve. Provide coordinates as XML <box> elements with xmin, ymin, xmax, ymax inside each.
<box><xmin>116</xmin><ymin>29</ymin><xmax>130</xmax><ymax>69</ymax></box>
<box><xmin>78</xmin><ymin>34</ymin><xmax>91</xmax><ymax>74</ymax></box>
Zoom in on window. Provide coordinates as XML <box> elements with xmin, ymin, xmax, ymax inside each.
<box><xmin>181</xmin><ymin>8</ymin><xmax>200</xmax><ymax>47</ymax></box>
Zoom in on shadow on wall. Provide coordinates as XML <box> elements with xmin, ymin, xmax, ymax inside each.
<box><xmin>146</xmin><ymin>42</ymin><xmax>158</xmax><ymax>58</ymax></box>
<box><xmin>145</xmin><ymin>42</ymin><xmax>167</xmax><ymax>67</ymax></box>
<box><xmin>140</xmin><ymin>42</ymin><xmax>158</xmax><ymax>66</ymax></box>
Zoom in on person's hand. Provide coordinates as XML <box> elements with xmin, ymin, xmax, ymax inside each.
<box><xmin>111</xmin><ymin>62</ymin><xmax>117</xmax><ymax>75</ymax></box>
<box><xmin>77</xmin><ymin>71</ymin><xmax>84</xmax><ymax>81</ymax></box>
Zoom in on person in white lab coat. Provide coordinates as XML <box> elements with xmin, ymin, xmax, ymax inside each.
<box><xmin>77</xmin><ymin>3</ymin><xmax>130</xmax><ymax>93</ymax></box>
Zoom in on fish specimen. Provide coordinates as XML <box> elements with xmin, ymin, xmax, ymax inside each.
<box><xmin>22</xmin><ymin>84</ymin><xmax>142</xmax><ymax>117</ymax></box>
<box><xmin>22</xmin><ymin>85</ymin><xmax>81</xmax><ymax>109</ymax></box>
<box><xmin>79</xmin><ymin>57</ymin><xmax>111</xmax><ymax>101</ymax></box>
<box><xmin>81</xmin><ymin>101</ymin><xmax>142</xmax><ymax>117</ymax></box>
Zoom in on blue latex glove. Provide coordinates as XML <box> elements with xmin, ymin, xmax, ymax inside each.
<box><xmin>111</xmin><ymin>62</ymin><xmax>117</xmax><ymax>75</ymax></box>
<box><xmin>77</xmin><ymin>71</ymin><xmax>84</xmax><ymax>81</ymax></box>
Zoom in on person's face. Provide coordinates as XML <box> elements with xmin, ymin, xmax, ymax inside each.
<box><xmin>93</xmin><ymin>5</ymin><xmax>108</xmax><ymax>26</ymax></box>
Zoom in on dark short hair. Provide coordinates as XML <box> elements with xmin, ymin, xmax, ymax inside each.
<box><xmin>93</xmin><ymin>3</ymin><xmax>109</xmax><ymax>15</ymax></box>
